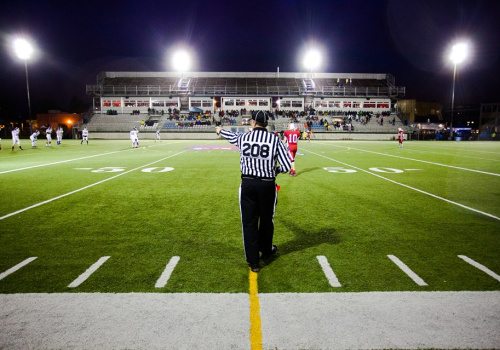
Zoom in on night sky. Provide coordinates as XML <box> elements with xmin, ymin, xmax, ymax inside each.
<box><xmin>1</xmin><ymin>0</ymin><xmax>499</xmax><ymax>119</ymax></box>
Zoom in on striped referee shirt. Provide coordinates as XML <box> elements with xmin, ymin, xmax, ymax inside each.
<box><xmin>220</xmin><ymin>128</ymin><xmax>292</xmax><ymax>179</ymax></box>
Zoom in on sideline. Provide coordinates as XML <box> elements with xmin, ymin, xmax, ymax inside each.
<box><xmin>305</xmin><ymin>148</ymin><xmax>500</xmax><ymax>221</ymax></box>
<box><xmin>0</xmin><ymin>291</ymin><xmax>498</xmax><ymax>349</ymax></box>
<box><xmin>0</xmin><ymin>150</ymin><xmax>187</xmax><ymax>221</ymax></box>
<box><xmin>319</xmin><ymin>142</ymin><xmax>500</xmax><ymax>177</ymax></box>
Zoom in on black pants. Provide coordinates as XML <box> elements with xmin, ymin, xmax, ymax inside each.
<box><xmin>239</xmin><ymin>177</ymin><xmax>277</xmax><ymax>265</ymax></box>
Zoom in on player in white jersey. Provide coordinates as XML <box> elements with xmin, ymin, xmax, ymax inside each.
<box><xmin>130</xmin><ymin>127</ymin><xmax>139</xmax><ymax>148</ymax></box>
<box><xmin>81</xmin><ymin>127</ymin><xmax>89</xmax><ymax>145</ymax></box>
<box><xmin>45</xmin><ymin>126</ymin><xmax>53</xmax><ymax>147</ymax></box>
<box><xmin>11</xmin><ymin>127</ymin><xmax>23</xmax><ymax>151</ymax></box>
<box><xmin>30</xmin><ymin>130</ymin><xmax>40</xmax><ymax>148</ymax></box>
<box><xmin>56</xmin><ymin>127</ymin><xmax>63</xmax><ymax>145</ymax></box>
<box><xmin>155</xmin><ymin>129</ymin><xmax>161</xmax><ymax>142</ymax></box>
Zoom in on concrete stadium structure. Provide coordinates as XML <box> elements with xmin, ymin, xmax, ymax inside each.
<box><xmin>85</xmin><ymin>71</ymin><xmax>407</xmax><ymax>140</ymax></box>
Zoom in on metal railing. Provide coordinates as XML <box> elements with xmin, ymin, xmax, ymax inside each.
<box><xmin>87</xmin><ymin>84</ymin><xmax>405</xmax><ymax>98</ymax></box>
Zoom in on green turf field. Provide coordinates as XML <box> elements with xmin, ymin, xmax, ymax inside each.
<box><xmin>0</xmin><ymin>139</ymin><xmax>499</xmax><ymax>293</ymax></box>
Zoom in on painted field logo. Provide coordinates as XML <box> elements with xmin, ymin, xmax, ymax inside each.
<box><xmin>188</xmin><ymin>145</ymin><xmax>238</xmax><ymax>151</ymax></box>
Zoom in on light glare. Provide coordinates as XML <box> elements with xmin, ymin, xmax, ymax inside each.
<box><xmin>450</xmin><ymin>43</ymin><xmax>467</xmax><ymax>64</ymax></box>
<box><xmin>13</xmin><ymin>38</ymin><xmax>33</xmax><ymax>60</ymax></box>
<box><xmin>172</xmin><ymin>50</ymin><xmax>191</xmax><ymax>72</ymax></box>
<box><xmin>303</xmin><ymin>49</ymin><xmax>321</xmax><ymax>71</ymax></box>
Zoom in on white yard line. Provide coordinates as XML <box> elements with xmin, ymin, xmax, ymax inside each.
<box><xmin>320</xmin><ymin>143</ymin><xmax>500</xmax><ymax>177</ymax></box>
<box><xmin>458</xmin><ymin>255</ymin><xmax>500</xmax><ymax>282</ymax></box>
<box><xmin>0</xmin><ymin>149</ymin><xmax>132</xmax><ymax>175</ymax></box>
<box><xmin>406</xmin><ymin>143</ymin><xmax>500</xmax><ymax>155</ymax></box>
<box><xmin>306</xmin><ymin>149</ymin><xmax>500</xmax><ymax>221</ymax></box>
<box><xmin>0</xmin><ymin>257</ymin><xmax>37</xmax><ymax>282</ymax></box>
<box><xmin>0</xmin><ymin>140</ymin><xmax>185</xmax><ymax>175</ymax></box>
<box><xmin>404</xmin><ymin>148</ymin><xmax>500</xmax><ymax>162</ymax></box>
<box><xmin>155</xmin><ymin>256</ymin><xmax>180</xmax><ymax>288</ymax></box>
<box><xmin>67</xmin><ymin>256</ymin><xmax>110</xmax><ymax>288</ymax></box>
<box><xmin>0</xmin><ymin>150</ymin><xmax>187</xmax><ymax>221</ymax></box>
<box><xmin>387</xmin><ymin>255</ymin><xmax>428</xmax><ymax>286</ymax></box>
<box><xmin>316</xmin><ymin>255</ymin><xmax>342</xmax><ymax>287</ymax></box>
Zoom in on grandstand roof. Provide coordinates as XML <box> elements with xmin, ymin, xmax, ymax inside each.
<box><xmin>87</xmin><ymin>71</ymin><xmax>405</xmax><ymax>98</ymax></box>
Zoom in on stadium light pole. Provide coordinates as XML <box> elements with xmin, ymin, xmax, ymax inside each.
<box><xmin>449</xmin><ymin>43</ymin><xmax>467</xmax><ymax>140</ymax></box>
<box><xmin>171</xmin><ymin>49</ymin><xmax>192</xmax><ymax>112</ymax></box>
<box><xmin>13</xmin><ymin>38</ymin><xmax>34</xmax><ymax>121</ymax></box>
<box><xmin>302</xmin><ymin>48</ymin><xmax>322</xmax><ymax>113</ymax></box>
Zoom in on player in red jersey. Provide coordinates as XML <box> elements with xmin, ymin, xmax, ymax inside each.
<box><xmin>283</xmin><ymin>123</ymin><xmax>301</xmax><ymax>176</ymax></box>
<box><xmin>398</xmin><ymin>128</ymin><xmax>405</xmax><ymax>148</ymax></box>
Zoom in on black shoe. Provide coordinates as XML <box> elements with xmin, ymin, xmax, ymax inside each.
<box><xmin>261</xmin><ymin>245</ymin><xmax>277</xmax><ymax>260</ymax></box>
<box><xmin>248</xmin><ymin>263</ymin><xmax>260</xmax><ymax>273</ymax></box>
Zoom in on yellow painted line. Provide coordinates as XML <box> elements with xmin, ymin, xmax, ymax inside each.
<box><xmin>249</xmin><ymin>270</ymin><xmax>263</xmax><ymax>350</ymax></box>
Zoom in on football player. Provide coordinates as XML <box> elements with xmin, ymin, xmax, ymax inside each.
<box><xmin>11</xmin><ymin>127</ymin><xmax>23</xmax><ymax>151</ymax></box>
<box><xmin>398</xmin><ymin>128</ymin><xmax>405</xmax><ymax>148</ymax></box>
<box><xmin>81</xmin><ymin>127</ymin><xmax>89</xmax><ymax>145</ymax></box>
<box><xmin>283</xmin><ymin>123</ymin><xmax>301</xmax><ymax>176</ymax></box>
<box><xmin>45</xmin><ymin>126</ymin><xmax>53</xmax><ymax>147</ymax></box>
<box><xmin>30</xmin><ymin>130</ymin><xmax>40</xmax><ymax>148</ymax></box>
<box><xmin>56</xmin><ymin>127</ymin><xmax>63</xmax><ymax>145</ymax></box>
<box><xmin>130</xmin><ymin>127</ymin><xmax>139</xmax><ymax>148</ymax></box>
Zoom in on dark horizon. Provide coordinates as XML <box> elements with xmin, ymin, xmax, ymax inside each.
<box><xmin>1</xmin><ymin>0</ymin><xmax>499</xmax><ymax>120</ymax></box>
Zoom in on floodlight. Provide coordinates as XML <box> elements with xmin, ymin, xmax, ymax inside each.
<box><xmin>172</xmin><ymin>50</ymin><xmax>191</xmax><ymax>72</ymax></box>
<box><xmin>303</xmin><ymin>49</ymin><xmax>322</xmax><ymax>72</ymax></box>
<box><xmin>13</xmin><ymin>38</ymin><xmax>33</xmax><ymax>60</ymax></box>
<box><xmin>450</xmin><ymin>43</ymin><xmax>467</xmax><ymax>65</ymax></box>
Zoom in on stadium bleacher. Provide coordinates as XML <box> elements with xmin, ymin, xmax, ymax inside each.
<box><xmin>84</xmin><ymin>71</ymin><xmax>407</xmax><ymax>137</ymax></box>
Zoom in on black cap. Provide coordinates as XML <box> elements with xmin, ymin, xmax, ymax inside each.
<box><xmin>252</xmin><ymin>110</ymin><xmax>269</xmax><ymax>124</ymax></box>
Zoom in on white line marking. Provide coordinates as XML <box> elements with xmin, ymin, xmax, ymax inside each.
<box><xmin>0</xmin><ymin>150</ymin><xmax>132</xmax><ymax>175</ymax></box>
<box><xmin>68</xmin><ymin>256</ymin><xmax>110</xmax><ymax>288</ymax></box>
<box><xmin>458</xmin><ymin>255</ymin><xmax>500</xmax><ymax>282</ymax></box>
<box><xmin>306</xmin><ymin>149</ymin><xmax>500</xmax><ymax>221</ymax></box>
<box><xmin>0</xmin><ymin>257</ymin><xmax>37</xmax><ymax>281</ymax></box>
<box><xmin>0</xmin><ymin>150</ymin><xmax>187</xmax><ymax>221</ymax></box>
<box><xmin>406</xmin><ymin>149</ymin><xmax>500</xmax><ymax>162</ymax></box>
<box><xmin>320</xmin><ymin>143</ymin><xmax>500</xmax><ymax>177</ymax></box>
<box><xmin>0</xmin><ymin>140</ymin><xmax>185</xmax><ymax>174</ymax></box>
<box><xmin>388</xmin><ymin>255</ymin><xmax>428</xmax><ymax>286</ymax></box>
<box><xmin>155</xmin><ymin>256</ymin><xmax>181</xmax><ymax>288</ymax></box>
<box><xmin>317</xmin><ymin>256</ymin><xmax>342</xmax><ymax>287</ymax></box>
<box><xmin>406</xmin><ymin>143</ymin><xmax>500</xmax><ymax>155</ymax></box>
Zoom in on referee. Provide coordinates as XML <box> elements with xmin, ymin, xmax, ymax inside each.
<box><xmin>216</xmin><ymin>110</ymin><xmax>292</xmax><ymax>272</ymax></box>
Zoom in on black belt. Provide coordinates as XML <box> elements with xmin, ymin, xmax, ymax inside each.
<box><xmin>241</xmin><ymin>175</ymin><xmax>275</xmax><ymax>181</ymax></box>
